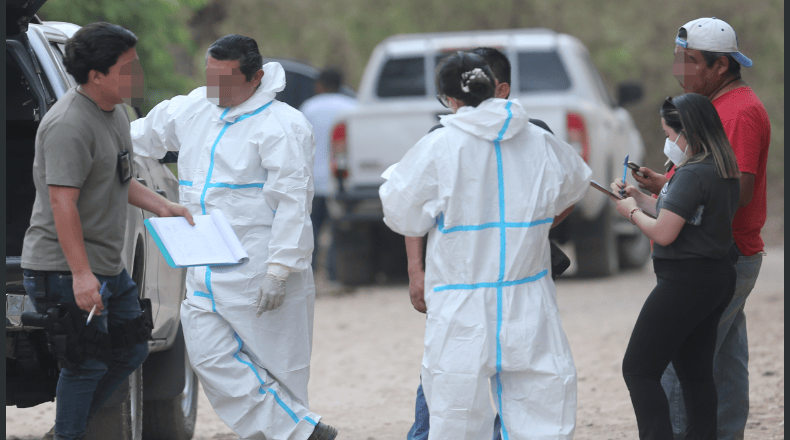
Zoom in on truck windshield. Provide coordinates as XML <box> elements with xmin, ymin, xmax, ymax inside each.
<box><xmin>518</xmin><ymin>51</ymin><xmax>571</xmax><ymax>92</ymax></box>
<box><xmin>376</xmin><ymin>57</ymin><xmax>425</xmax><ymax>98</ymax></box>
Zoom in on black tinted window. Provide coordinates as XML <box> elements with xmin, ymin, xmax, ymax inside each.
<box><xmin>518</xmin><ymin>51</ymin><xmax>571</xmax><ymax>92</ymax></box>
<box><xmin>276</xmin><ymin>72</ymin><xmax>315</xmax><ymax>109</ymax></box>
<box><xmin>376</xmin><ymin>57</ymin><xmax>425</xmax><ymax>98</ymax></box>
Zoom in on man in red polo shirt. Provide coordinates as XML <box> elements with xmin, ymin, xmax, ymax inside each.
<box><xmin>632</xmin><ymin>17</ymin><xmax>771</xmax><ymax>440</ymax></box>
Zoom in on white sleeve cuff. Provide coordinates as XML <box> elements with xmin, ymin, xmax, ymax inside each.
<box><xmin>266</xmin><ymin>263</ymin><xmax>290</xmax><ymax>280</ymax></box>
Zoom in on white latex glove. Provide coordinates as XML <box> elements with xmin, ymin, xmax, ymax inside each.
<box><xmin>256</xmin><ymin>264</ymin><xmax>290</xmax><ymax>315</ymax></box>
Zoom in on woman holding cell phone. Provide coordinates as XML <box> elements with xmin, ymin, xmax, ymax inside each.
<box><xmin>610</xmin><ymin>93</ymin><xmax>740</xmax><ymax>440</ymax></box>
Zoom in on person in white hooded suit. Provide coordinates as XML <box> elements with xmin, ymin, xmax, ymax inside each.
<box><xmin>130</xmin><ymin>35</ymin><xmax>337</xmax><ymax>440</ymax></box>
<box><xmin>380</xmin><ymin>52</ymin><xmax>592</xmax><ymax>440</ymax></box>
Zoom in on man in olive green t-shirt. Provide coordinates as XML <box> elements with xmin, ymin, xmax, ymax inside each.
<box><xmin>20</xmin><ymin>22</ymin><xmax>192</xmax><ymax>440</ymax></box>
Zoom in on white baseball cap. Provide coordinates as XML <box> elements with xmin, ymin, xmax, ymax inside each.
<box><xmin>675</xmin><ymin>17</ymin><xmax>753</xmax><ymax>67</ymax></box>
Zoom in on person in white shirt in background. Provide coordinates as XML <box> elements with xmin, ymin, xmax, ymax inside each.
<box><xmin>299</xmin><ymin>69</ymin><xmax>356</xmax><ymax>279</ymax></box>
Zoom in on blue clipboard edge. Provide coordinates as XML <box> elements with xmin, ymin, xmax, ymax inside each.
<box><xmin>144</xmin><ymin>218</ymin><xmax>179</xmax><ymax>269</ymax></box>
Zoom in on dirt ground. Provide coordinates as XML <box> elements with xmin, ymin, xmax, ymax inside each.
<box><xmin>6</xmin><ymin>244</ymin><xmax>783</xmax><ymax>440</ymax></box>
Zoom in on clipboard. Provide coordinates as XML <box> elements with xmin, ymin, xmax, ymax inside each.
<box><xmin>589</xmin><ymin>181</ymin><xmax>659</xmax><ymax>219</ymax></box>
<box><xmin>590</xmin><ymin>180</ymin><xmax>624</xmax><ymax>200</ymax></box>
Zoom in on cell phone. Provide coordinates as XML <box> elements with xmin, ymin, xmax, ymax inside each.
<box><xmin>627</xmin><ymin>161</ymin><xmax>645</xmax><ymax>178</ymax></box>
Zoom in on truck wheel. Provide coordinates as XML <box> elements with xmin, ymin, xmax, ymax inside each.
<box><xmin>84</xmin><ymin>366</ymin><xmax>143</xmax><ymax>440</ymax></box>
<box><xmin>618</xmin><ymin>231</ymin><xmax>651</xmax><ymax>269</ymax></box>
<box><xmin>332</xmin><ymin>222</ymin><xmax>375</xmax><ymax>285</ymax></box>
<box><xmin>574</xmin><ymin>204</ymin><xmax>619</xmax><ymax>277</ymax></box>
<box><xmin>142</xmin><ymin>352</ymin><xmax>198</xmax><ymax>440</ymax></box>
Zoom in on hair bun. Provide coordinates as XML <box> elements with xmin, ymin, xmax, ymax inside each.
<box><xmin>460</xmin><ymin>68</ymin><xmax>490</xmax><ymax>93</ymax></box>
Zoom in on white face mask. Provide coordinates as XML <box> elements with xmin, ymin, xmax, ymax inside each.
<box><xmin>663</xmin><ymin>133</ymin><xmax>688</xmax><ymax>165</ymax></box>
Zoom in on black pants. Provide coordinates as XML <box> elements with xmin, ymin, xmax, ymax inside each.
<box><xmin>623</xmin><ymin>257</ymin><xmax>736</xmax><ymax>440</ymax></box>
<box><xmin>311</xmin><ymin>196</ymin><xmax>329</xmax><ymax>269</ymax></box>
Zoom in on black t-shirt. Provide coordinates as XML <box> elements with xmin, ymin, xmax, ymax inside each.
<box><xmin>653</xmin><ymin>157</ymin><xmax>740</xmax><ymax>260</ymax></box>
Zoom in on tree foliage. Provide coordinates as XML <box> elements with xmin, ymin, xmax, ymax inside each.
<box><xmin>38</xmin><ymin>0</ymin><xmax>783</xmax><ymax>179</ymax></box>
<box><xmin>38</xmin><ymin>0</ymin><xmax>210</xmax><ymax>113</ymax></box>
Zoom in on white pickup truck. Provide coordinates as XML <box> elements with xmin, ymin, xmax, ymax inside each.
<box><xmin>327</xmin><ymin>29</ymin><xmax>650</xmax><ymax>283</ymax></box>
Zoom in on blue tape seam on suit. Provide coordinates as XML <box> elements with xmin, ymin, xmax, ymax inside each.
<box><xmin>193</xmin><ymin>101</ymin><xmax>315</xmax><ymax>427</ymax></box>
<box><xmin>234</xmin><ymin>333</ymin><xmax>318</xmax><ymax>426</ymax></box>
<box><xmin>200</xmin><ymin>102</ymin><xmax>273</xmax><ymax>215</ymax></box>
<box><xmin>430</xmin><ymin>102</ymin><xmax>557</xmax><ymax>440</ymax></box>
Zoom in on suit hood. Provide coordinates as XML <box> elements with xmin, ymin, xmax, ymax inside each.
<box><xmin>439</xmin><ymin>98</ymin><xmax>529</xmax><ymax>141</ymax></box>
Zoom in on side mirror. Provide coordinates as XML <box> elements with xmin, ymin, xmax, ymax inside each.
<box><xmin>617</xmin><ymin>81</ymin><xmax>644</xmax><ymax>107</ymax></box>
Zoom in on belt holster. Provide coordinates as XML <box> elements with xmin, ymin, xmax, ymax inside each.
<box><xmin>109</xmin><ymin>298</ymin><xmax>154</xmax><ymax>348</ymax></box>
<box><xmin>45</xmin><ymin>304</ymin><xmax>112</xmax><ymax>369</ymax></box>
<box><xmin>22</xmin><ymin>274</ymin><xmax>113</xmax><ymax>368</ymax></box>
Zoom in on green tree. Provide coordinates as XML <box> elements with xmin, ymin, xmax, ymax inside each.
<box><xmin>38</xmin><ymin>0</ymin><xmax>210</xmax><ymax>113</ymax></box>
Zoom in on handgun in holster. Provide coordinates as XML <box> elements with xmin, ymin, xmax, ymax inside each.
<box><xmin>21</xmin><ymin>275</ymin><xmax>154</xmax><ymax>368</ymax></box>
<box><xmin>21</xmin><ymin>302</ymin><xmax>110</xmax><ymax>369</ymax></box>
<box><xmin>109</xmin><ymin>298</ymin><xmax>154</xmax><ymax>348</ymax></box>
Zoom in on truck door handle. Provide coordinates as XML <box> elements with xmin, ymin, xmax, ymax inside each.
<box><xmin>136</xmin><ymin>178</ymin><xmax>147</xmax><ymax>186</ymax></box>
<box><xmin>155</xmin><ymin>189</ymin><xmax>167</xmax><ymax>198</ymax></box>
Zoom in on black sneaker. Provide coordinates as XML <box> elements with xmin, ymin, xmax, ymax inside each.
<box><xmin>307</xmin><ymin>421</ymin><xmax>338</xmax><ymax>440</ymax></box>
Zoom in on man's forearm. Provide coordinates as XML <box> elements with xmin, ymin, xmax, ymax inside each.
<box><xmin>405</xmin><ymin>236</ymin><xmax>426</xmax><ymax>273</ymax></box>
<box><xmin>49</xmin><ymin>186</ymin><xmax>91</xmax><ymax>275</ymax></box>
<box><xmin>128</xmin><ymin>178</ymin><xmax>171</xmax><ymax>216</ymax></box>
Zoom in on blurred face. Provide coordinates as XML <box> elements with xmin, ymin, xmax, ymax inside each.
<box><xmin>672</xmin><ymin>46</ymin><xmax>724</xmax><ymax>98</ymax></box>
<box><xmin>206</xmin><ymin>56</ymin><xmax>262</xmax><ymax>108</ymax></box>
<box><xmin>661</xmin><ymin>117</ymin><xmax>687</xmax><ymax>150</ymax></box>
<box><xmin>94</xmin><ymin>47</ymin><xmax>144</xmax><ymax>107</ymax></box>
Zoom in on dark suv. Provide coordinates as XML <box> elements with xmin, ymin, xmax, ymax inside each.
<box><xmin>266</xmin><ymin>56</ymin><xmax>356</xmax><ymax>108</ymax></box>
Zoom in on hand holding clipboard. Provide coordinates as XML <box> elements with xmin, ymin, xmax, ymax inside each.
<box><xmin>590</xmin><ymin>181</ymin><xmax>624</xmax><ymax>201</ymax></box>
<box><xmin>589</xmin><ymin>181</ymin><xmax>657</xmax><ymax>219</ymax></box>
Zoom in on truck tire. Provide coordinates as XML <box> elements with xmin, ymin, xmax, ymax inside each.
<box><xmin>142</xmin><ymin>349</ymin><xmax>198</xmax><ymax>440</ymax></box>
<box><xmin>618</xmin><ymin>231</ymin><xmax>651</xmax><ymax>269</ymax></box>
<box><xmin>84</xmin><ymin>366</ymin><xmax>143</xmax><ymax>440</ymax></box>
<box><xmin>332</xmin><ymin>222</ymin><xmax>375</xmax><ymax>285</ymax></box>
<box><xmin>574</xmin><ymin>204</ymin><xmax>619</xmax><ymax>277</ymax></box>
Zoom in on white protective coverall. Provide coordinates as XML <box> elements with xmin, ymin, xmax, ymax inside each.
<box><xmin>131</xmin><ymin>62</ymin><xmax>320</xmax><ymax>440</ymax></box>
<box><xmin>380</xmin><ymin>98</ymin><xmax>592</xmax><ymax>440</ymax></box>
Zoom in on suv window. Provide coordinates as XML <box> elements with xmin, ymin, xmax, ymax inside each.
<box><xmin>517</xmin><ymin>51</ymin><xmax>571</xmax><ymax>92</ymax></box>
<box><xmin>376</xmin><ymin>57</ymin><xmax>425</xmax><ymax>98</ymax></box>
<box><xmin>276</xmin><ymin>71</ymin><xmax>315</xmax><ymax>109</ymax></box>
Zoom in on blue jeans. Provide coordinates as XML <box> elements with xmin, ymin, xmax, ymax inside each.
<box><xmin>23</xmin><ymin>269</ymin><xmax>149</xmax><ymax>440</ymax></box>
<box><xmin>408</xmin><ymin>382</ymin><xmax>502</xmax><ymax>440</ymax></box>
<box><xmin>660</xmin><ymin>249</ymin><xmax>763</xmax><ymax>440</ymax></box>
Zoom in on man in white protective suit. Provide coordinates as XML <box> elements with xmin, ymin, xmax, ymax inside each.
<box><xmin>380</xmin><ymin>52</ymin><xmax>592</xmax><ymax>440</ymax></box>
<box><xmin>130</xmin><ymin>34</ymin><xmax>338</xmax><ymax>440</ymax></box>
